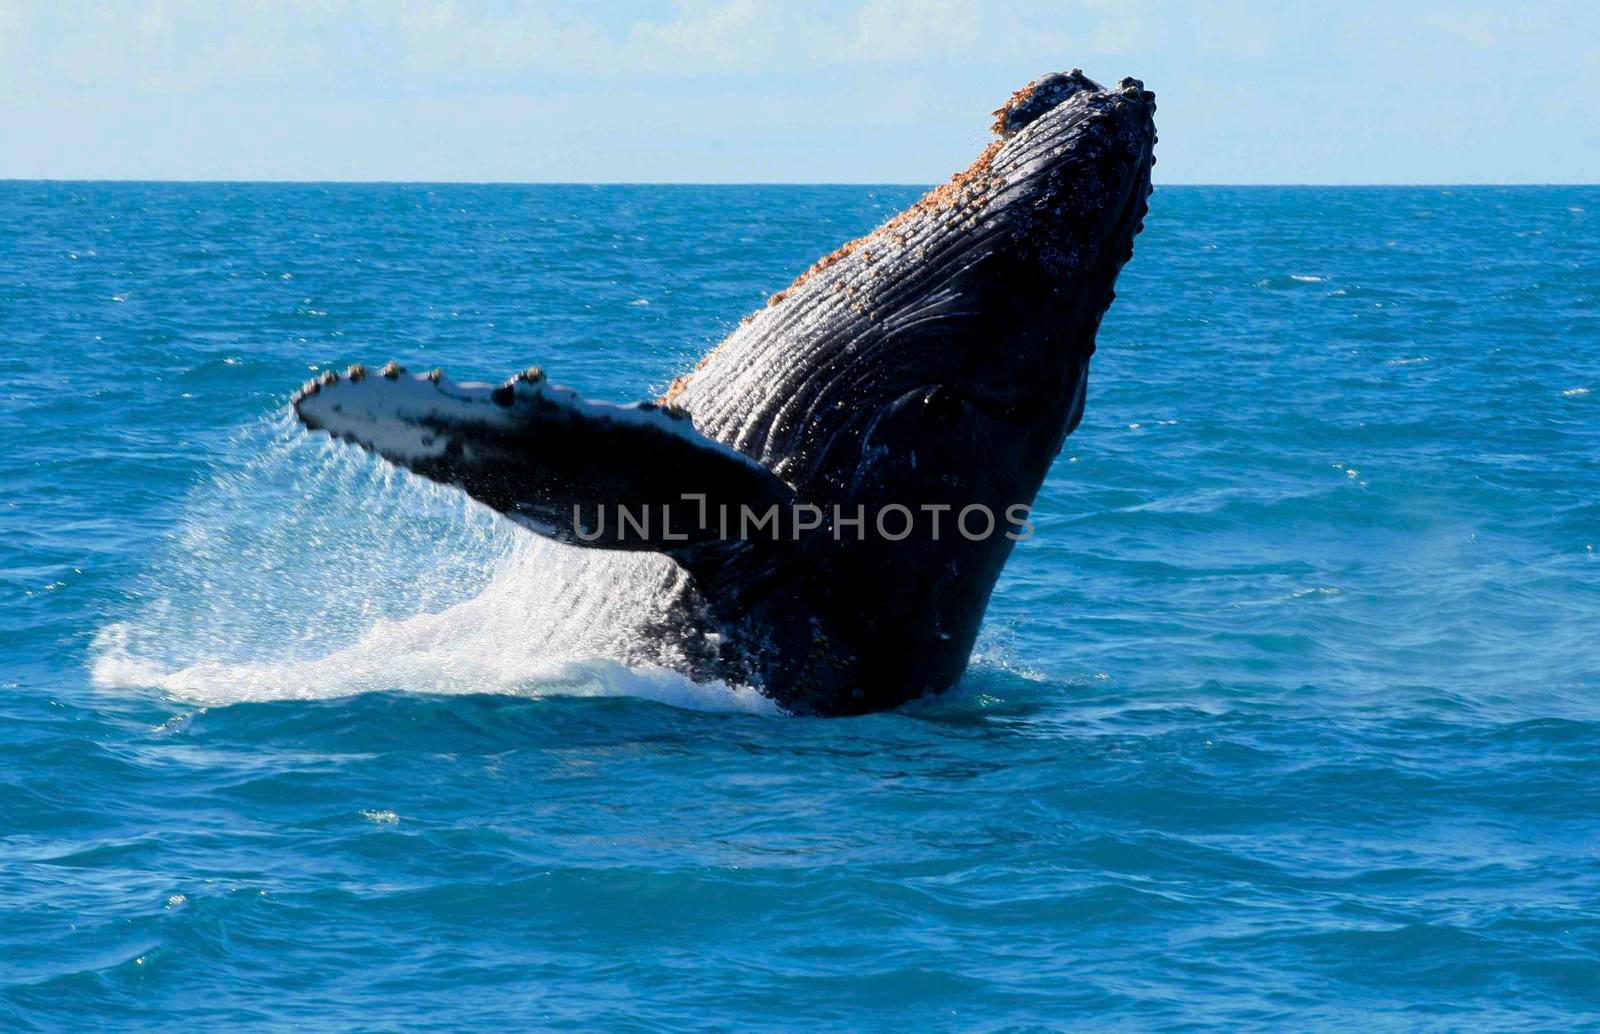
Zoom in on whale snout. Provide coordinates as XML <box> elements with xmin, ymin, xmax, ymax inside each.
<box><xmin>993</xmin><ymin>69</ymin><xmax>1155</xmax><ymax>155</ymax></box>
<box><xmin>998</xmin><ymin>70</ymin><xmax>1155</xmax><ymax>201</ymax></box>
<box><xmin>991</xmin><ymin>69</ymin><xmax>1152</xmax><ymax>140</ymax></box>
<box><xmin>969</xmin><ymin>70</ymin><xmax>1156</xmax><ymax>310</ymax></box>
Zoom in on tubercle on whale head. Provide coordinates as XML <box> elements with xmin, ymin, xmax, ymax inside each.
<box><xmin>993</xmin><ymin>69</ymin><xmax>1097</xmax><ymax>137</ymax></box>
<box><xmin>786</xmin><ymin>70</ymin><xmax>1154</xmax><ymax>304</ymax></box>
<box><xmin>665</xmin><ymin>71</ymin><xmax>1153</xmax><ymax>545</ymax></box>
<box><xmin>662</xmin><ymin>69</ymin><xmax>1156</xmax><ymax>411</ymax></box>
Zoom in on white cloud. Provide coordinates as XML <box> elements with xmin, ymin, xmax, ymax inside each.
<box><xmin>626</xmin><ymin>1</ymin><xmax>785</xmax><ymax>73</ymax></box>
<box><xmin>384</xmin><ymin>2</ymin><xmax>609</xmax><ymax>75</ymax></box>
<box><xmin>2</xmin><ymin>0</ymin><xmax>348</xmax><ymax>92</ymax></box>
<box><xmin>847</xmin><ymin>0</ymin><xmax>981</xmax><ymax>61</ymax></box>
<box><xmin>1</xmin><ymin>0</ymin><xmax>1089</xmax><ymax>92</ymax></box>
<box><xmin>1192</xmin><ymin>0</ymin><xmax>1273</xmax><ymax>59</ymax></box>
<box><xmin>1079</xmin><ymin>0</ymin><xmax>1147</xmax><ymax>53</ymax></box>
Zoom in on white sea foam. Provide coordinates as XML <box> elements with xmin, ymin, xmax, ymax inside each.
<box><xmin>90</xmin><ymin>413</ymin><xmax>778</xmax><ymax>716</ymax></box>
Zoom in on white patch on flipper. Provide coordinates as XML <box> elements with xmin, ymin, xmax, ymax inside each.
<box><xmin>295</xmin><ymin>373</ymin><xmax>512</xmax><ymax>462</ymax></box>
<box><xmin>298</xmin><ymin>371</ymin><xmax>774</xmax><ymax>474</ymax></box>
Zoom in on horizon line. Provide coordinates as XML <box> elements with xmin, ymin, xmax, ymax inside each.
<box><xmin>3</xmin><ymin>178</ymin><xmax>1598</xmax><ymax>189</ymax></box>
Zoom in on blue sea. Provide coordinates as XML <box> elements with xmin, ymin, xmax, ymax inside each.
<box><xmin>2</xmin><ymin>182</ymin><xmax>1597</xmax><ymax>1030</ymax></box>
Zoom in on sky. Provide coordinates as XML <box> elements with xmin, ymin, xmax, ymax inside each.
<box><xmin>1</xmin><ymin>1</ymin><xmax>1596</xmax><ymax>184</ymax></box>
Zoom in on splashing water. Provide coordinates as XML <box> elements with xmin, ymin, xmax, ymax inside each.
<box><xmin>90</xmin><ymin>412</ymin><xmax>778</xmax><ymax>715</ymax></box>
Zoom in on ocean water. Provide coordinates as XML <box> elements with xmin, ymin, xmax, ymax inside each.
<box><xmin>2</xmin><ymin>181</ymin><xmax>1597</xmax><ymax>1030</ymax></box>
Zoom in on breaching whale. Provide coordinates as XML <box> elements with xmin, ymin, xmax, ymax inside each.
<box><xmin>292</xmin><ymin>70</ymin><xmax>1156</xmax><ymax>716</ymax></box>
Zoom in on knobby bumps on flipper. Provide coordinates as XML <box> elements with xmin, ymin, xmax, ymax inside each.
<box><xmin>292</xmin><ymin>361</ymin><xmax>798</xmax><ymax>565</ymax></box>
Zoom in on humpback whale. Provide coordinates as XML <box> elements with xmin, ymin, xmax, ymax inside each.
<box><xmin>292</xmin><ymin>70</ymin><xmax>1156</xmax><ymax>715</ymax></box>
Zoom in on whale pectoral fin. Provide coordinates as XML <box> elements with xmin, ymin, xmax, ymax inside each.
<box><xmin>291</xmin><ymin>365</ymin><xmax>796</xmax><ymax>558</ymax></box>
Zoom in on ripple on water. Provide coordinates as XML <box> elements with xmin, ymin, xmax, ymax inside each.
<box><xmin>1</xmin><ymin>184</ymin><xmax>1598</xmax><ymax>1030</ymax></box>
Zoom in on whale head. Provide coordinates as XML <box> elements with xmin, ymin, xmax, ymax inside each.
<box><xmin>939</xmin><ymin>70</ymin><xmax>1157</xmax><ymax>463</ymax></box>
<box><xmin>671</xmin><ymin>70</ymin><xmax>1156</xmax><ymax>513</ymax></box>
